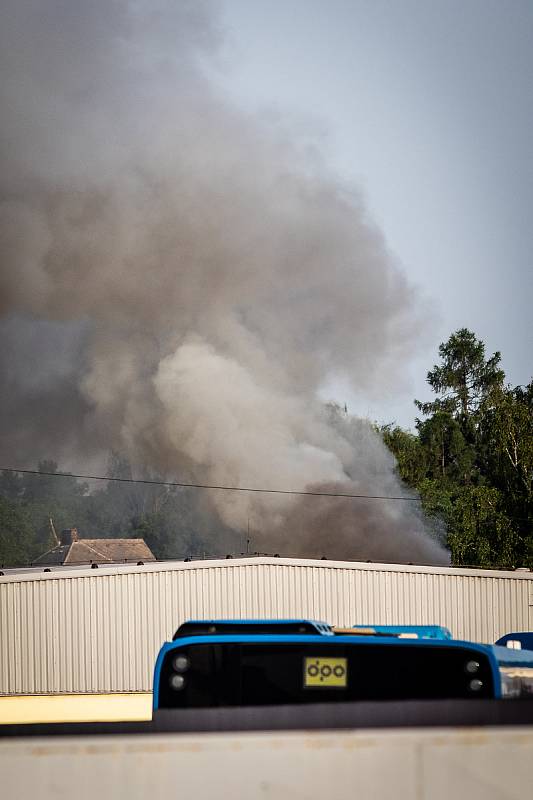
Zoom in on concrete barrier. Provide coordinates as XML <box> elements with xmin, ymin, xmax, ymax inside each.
<box><xmin>2</xmin><ymin>726</ymin><xmax>533</xmax><ymax>799</ymax></box>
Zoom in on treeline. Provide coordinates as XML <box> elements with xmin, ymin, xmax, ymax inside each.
<box><xmin>0</xmin><ymin>454</ymin><xmax>239</xmax><ymax>567</ymax></box>
<box><xmin>382</xmin><ymin>329</ymin><xmax>532</xmax><ymax>568</ymax></box>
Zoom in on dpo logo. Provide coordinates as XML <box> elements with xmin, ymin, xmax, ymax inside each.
<box><xmin>304</xmin><ymin>657</ymin><xmax>348</xmax><ymax>688</ymax></box>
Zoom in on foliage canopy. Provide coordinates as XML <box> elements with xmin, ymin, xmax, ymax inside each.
<box><xmin>384</xmin><ymin>329</ymin><xmax>532</xmax><ymax>568</ymax></box>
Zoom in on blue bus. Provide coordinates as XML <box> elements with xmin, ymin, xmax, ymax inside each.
<box><xmin>153</xmin><ymin>619</ymin><xmax>533</xmax><ymax>711</ymax></box>
<box><xmin>496</xmin><ymin>631</ymin><xmax>533</xmax><ymax>651</ymax></box>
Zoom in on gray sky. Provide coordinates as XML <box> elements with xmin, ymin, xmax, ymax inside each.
<box><xmin>215</xmin><ymin>0</ymin><xmax>533</xmax><ymax>428</ymax></box>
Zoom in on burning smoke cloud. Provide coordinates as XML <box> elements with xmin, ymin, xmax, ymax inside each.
<box><xmin>0</xmin><ymin>1</ymin><xmax>447</xmax><ymax>564</ymax></box>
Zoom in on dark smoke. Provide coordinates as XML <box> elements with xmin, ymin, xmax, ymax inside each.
<box><xmin>0</xmin><ymin>1</ymin><xmax>447</xmax><ymax>564</ymax></box>
<box><xmin>263</xmin><ymin>408</ymin><xmax>446</xmax><ymax>564</ymax></box>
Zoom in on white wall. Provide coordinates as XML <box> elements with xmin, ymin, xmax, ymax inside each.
<box><xmin>1</xmin><ymin>557</ymin><xmax>532</xmax><ymax>694</ymax></box>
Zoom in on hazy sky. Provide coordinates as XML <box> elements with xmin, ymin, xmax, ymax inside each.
<box><xmin>215</xmin><ymin>0</ymin><xmax>532</xmax><ymax>427</ymax></box>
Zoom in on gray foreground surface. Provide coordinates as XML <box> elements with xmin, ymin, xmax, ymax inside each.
<box><xmin>2</xmin><ymin>726</ymin><xmax>533</xmax><ymax>799</ymax></box>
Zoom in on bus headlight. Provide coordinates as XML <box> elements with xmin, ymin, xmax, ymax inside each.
<box><xmin>172</xmin><ymin>654</ymin><xmax>190</xmax><ymax>673</ymax></box>
<box><xmin>169</xmin><ymin>673</ymin><xmax>186</xmax><ymax>691</ymax></box>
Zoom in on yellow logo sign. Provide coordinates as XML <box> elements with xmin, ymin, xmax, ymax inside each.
<box><xmin>304</xmin><ymin>657</ymin><xmax>348</xmax><ymax>688</ymax></box>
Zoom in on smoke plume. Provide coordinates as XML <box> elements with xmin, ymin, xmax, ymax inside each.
<box><xmin>0</xmin><ymin>1</ymin><xmax>447</xmax><ymax>564</ymax></box>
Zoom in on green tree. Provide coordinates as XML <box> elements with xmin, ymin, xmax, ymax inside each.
<box><xmin>478</xmin><ymin>381</ymin><xmax>533</xmax><ymax>561</ymax></box>
<box><xmin>416</xmin><ymin>411</ymin><xmax>476</xmax><ymax>485</ymax></box>
<box><xmin>0</xmin><ymin>496</ymin><xmax>36</xmax><ymax>567</ymax></box>
<box><xmin>446</xmin><ymin>486</ymin><xmax>519</xmax><ymax>569</ymax></box>
<box><xmin>380</xmin><ymin>425</ymin><xmax>426</xmax><ymax>487</ymax></box>
<box><xmin>0</xmin><ymin>470</ymin><xmax>23</xmax><ymax>500</ymax></box>
<box><xmin>381</xmin><ymin>329</ymin><xmax>531</xmax><ymax>569</ymax></box>
<box><xmin>84</xmin><ymin>453</ymin><xmax>176</xmax><ymax>537</ymax></box>
<box><xmin>480</xmin><ymin>382</ymin><xmax>533</xmax><ymax>501</ymax></box>
<box><xmin>416</xmin><ymin>328</ymin><xmax>504</xmax><ymax>421</ymax></box>
<box><xmin>20</xmin><ymin>461</ymin><xmax>90</xmax><ymax>552</ymax></box>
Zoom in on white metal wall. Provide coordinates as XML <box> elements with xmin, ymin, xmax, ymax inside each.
<box><xmin>1</xmin><ymin>557</ymin><xmax>533</xmax><ymax>695</ymax></box>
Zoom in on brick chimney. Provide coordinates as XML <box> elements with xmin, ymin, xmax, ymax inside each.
<box><xmin>60</xmin><ymin>527</ymin><xmax>79</xmax><ymax>546</ymax></box>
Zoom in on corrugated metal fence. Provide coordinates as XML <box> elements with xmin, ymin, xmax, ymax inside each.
<box><xmin>1</xmin><ymin>557</ymin><xmax>533</xmax><ymax>695</ymax></box>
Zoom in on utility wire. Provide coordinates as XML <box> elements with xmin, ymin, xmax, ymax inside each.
<box><xmin>0</xmin><ymin>467</ymin><xmax>420</xmax><ymax>502</ymax></box>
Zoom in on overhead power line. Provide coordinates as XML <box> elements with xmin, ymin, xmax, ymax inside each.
<box><xmin>0</xmin><ymin>467</ymin><xmax>420</xmax><ymax>502</ymax></box>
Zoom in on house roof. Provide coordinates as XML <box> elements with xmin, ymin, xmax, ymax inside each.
<box><xmin>34</xmin><ymin>538</ymin><xmax>155</xmax><ymax>566</ymax></box>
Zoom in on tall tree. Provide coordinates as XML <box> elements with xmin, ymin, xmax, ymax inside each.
<box><xmin>478</xmin><ymin>381</ymin><xmax>533</xmax><ymax>557</ymax></box>
<box><xmin>416</xmin><ymin>328</ymin><xmax>504</xmax><ymax>422</ymax></box>
<box><xmin>480</xmin><ymin>382</ymin><xmax>533</xmax><ymax>501</ymax></box>
<box><xmin>383</xmin><ymin>329</ymin><xmax>531</xmax><ymax>568</ymax></box>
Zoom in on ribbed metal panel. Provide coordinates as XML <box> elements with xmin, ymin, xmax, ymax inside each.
<box><xmin>1</xmin><ymin>557</ymin><xmax>532</xmax><ymax>695</ymax></box>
